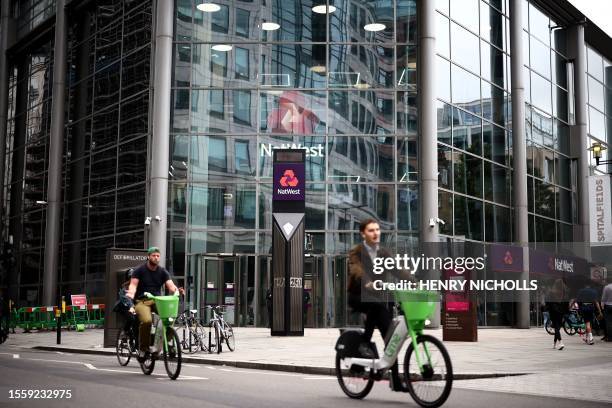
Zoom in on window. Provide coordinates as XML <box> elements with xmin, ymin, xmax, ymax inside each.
<box><xmin>235</xmin><ymin>47</ymin><xmax>249</xmax><ymax>80</ymax></box>
<box><xmin>235</xmin><ymin>9</ymin><xmax>250</xmax><ymax>38</ymax></box>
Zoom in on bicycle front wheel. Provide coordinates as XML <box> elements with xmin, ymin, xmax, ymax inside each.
<box><xmin>224</xmin><ymin>324</ymin><xmax>235</xmax><ymax>351</ymax></box>
<box><xmin>563</xmin><ymin>320</ymin><xmax>576</xmax><ymax>336</ymax></box>
<box><xmin>163</xmin><ymin>327</ymin><xmax>182</xmax><ymax>380</ymax></box>
<box><xmin>544</xmin><ymin>320</ymin><xmax>554</xmax><ymax>335</ymax></box>
<box><xmin>115</xmin><ymin>329</ymin><xmax>132</xmax><ymax>366</ymax></box>
<box><xmin>403</xmin><ymin>334</ymin><xmax>453</xmax><ymax>408</ymax></box>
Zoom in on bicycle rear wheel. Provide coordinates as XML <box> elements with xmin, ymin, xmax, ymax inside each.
<box><xmin>403</xmin><ymin>334</ymin><xmax>453</xmax><ymax>408</ymax></box>
<box><xmin>335</xmin><ymin>353</ymin><xmax>375</xmax><ymax>399</ymax></box>
<box><xmin>563</xmin><ymin>320</ymin><xmax>576</xmax><ymax>335</ymax></box>
<box><xmin>209</xmin><ymin>322</ymin><xmax>220</xmax><ymax>354</ymax></box>
<box><xmin>115</xmin><ymin>329</ymin><xmax>132</xmax><ymax>366</ymax></box>
<box><xmin>163</xmin><ymin>327</ymin><xmax>182</xmax><ymax>380</ymax></box>
<box><xmin>224</xmin><ymin>324</ymin><xmax>235</xmax><ymax>351</ymax></box>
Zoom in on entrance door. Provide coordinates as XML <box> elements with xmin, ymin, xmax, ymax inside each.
<box><xmin>196</xmin><ymin>255</ymin><xmax>255</xmax><ymax>327</ymax></box>
<box><xmin>304</xmin><ymin>256</ymin><xmax>325</xmax><ymax>327</ymax></box>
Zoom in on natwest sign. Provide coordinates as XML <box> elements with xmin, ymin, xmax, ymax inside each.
<box><xmin>273</xmin><ymin>163</ymin><xmax>305</xmax><ymax>201</ymax></box>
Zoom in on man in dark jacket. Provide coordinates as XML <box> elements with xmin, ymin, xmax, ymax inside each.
<box><xmin>347</xmin><ymin>218</ymin><xmax>406</xmax><ymax>391</ymax></box>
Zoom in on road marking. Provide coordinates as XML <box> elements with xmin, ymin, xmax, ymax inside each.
<box><xmin>303</xmin><ymin>377</ymin><xmax>335</xmax><ymax>380</ymax></box>
<box><xmin>13</xmin><ymin>354</ymin><xmax>19</xmax><ymax>359</ymax></box>
<box><xmin>155</xmin><ymin>376</ymin><xmax>208</xmax><ymax>380</ymax></box>
<box><xmin>183</xmin><ymin>364</ymin><xmax>200</xmax><ymax>368</ymax></box>
<box><xmin>84</xmin><ymin>363</ymin><xmax>96</xmax><ymax>370</ymax></box>
<box><xmin>205</xmin><ymin>366</ymin><xmax>217</xmax><ymax>370</ymax></box>
<box><xmin>26</xmin><ymin>358</ymin><xmax>84</xmax><ymax>365</ymax></box>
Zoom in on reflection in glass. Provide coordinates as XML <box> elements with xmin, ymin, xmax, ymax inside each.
<box><xmin>454</xmin><ymin>196</ymin><xmax>483</xmax><ymax>241</ymax></box>
<box><xmin>190</xmin><ymin>136</ymin><xmax>256</xmax><ymax>181</ymax></box>
<box><xmin>330</xmin><ymin>0</ymin><xmax>394</xmax><ymax>43</ymax></box>
<box><xmin>452</xmin><ymin>64</ymin><xmax>481</xmax><ymax>115</ymax></box>
<box><xmin>191</xmin><ymin>89</ymin><xmax>258</xmax><ymax>133</ymax></box>
<box><xmin>189</xmin><ymin>184</ymin><xmax>256</xmax><ymax>229</ymax></box>
<box><xmin>453</xmin><ymin>109</ymin><xmax>482</xmax><ymax>155</ymax></box>
<box><xmin>328</xmin><ymin>184</ymin><xmax>395</xmax><ymax>230</ymax></box>
<box><xmin>328</xmin><ymin>136</ymin><xmax>394</xmax><ymax>182</ymax></box>
<box><xmin>192</xmin><ymin>44</ymin><xmax>258</xmax><ymax>88</ymax></box>
<box><xmin>261</xmin><ymin>90</ymin><xmax>326</xmax><ymax>134</ymax></box>
<box><xmin>451</xmin><ymin>22</ymin><xmax>480</xmax><ymax>74</ymax></box>
<box><xmin>398</xmin><ymin>185</ymin><xmax>418</xmax><ymax>230</ymax></box>
<box><xmin>328</xmin><ymin>90</ymin><xmax>393</xmax><ymax>134</ymax></box>
<box><xmin>397</xmin><ymin>136</ymin><xmax>417</xmax><ymax>182</ymax></box>
<box><xmin>262</xmin><ymin>0</ymin><xmax>325</xmax><ymax>42</ymax></box>
<box><xmin>261</xmin><ymin>44</ymin><xmax>326</xmax><ymax>88</ymax></box>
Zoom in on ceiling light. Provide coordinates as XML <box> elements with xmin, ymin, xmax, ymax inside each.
<box><xmin>211</xmin><ymin>44</ymin><xmax>233</xmax><ymax>52</ymax></box>
<box><xmin>312</xmin><ymin>5</ymin><xmax>336</xmax><ymax>14</ymax></box>
<box><xmin>310</xmin><ymin>65</ymin><xmax>326</xmax><ymax>73</ymax></box>
<box><xmin>197</xmin><ymin>2</ymin><xmax>221</xmax><ymax>12</ymax></box>
<box><xmin>364</xmin><ymin>23</ymin><xmax>386</xmax><ymax>32</ymax></box>
<box><xmin>262</xmin><ymin>22</ymin><xmax>280</xmax><ymax>31</ymax></box>
<box><xmin>354</xmin><ymin>83</ymin><xmax>371</xmax><ymax>89</ymax></box>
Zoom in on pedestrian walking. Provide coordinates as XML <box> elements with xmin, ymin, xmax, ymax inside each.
<box><xmin>576</xmin><ymin>282</ymin><xmax>603</xmax><ymax>345</ymax></box>
<box><xmin>601</xmin><ymin>281</ymin><xmax>612</xmax><ymax>342</ymax></box>
<box><xmin>546</xmin><ymin>279</ymin><xmax>568</xmax><ymax>350</ymax></box>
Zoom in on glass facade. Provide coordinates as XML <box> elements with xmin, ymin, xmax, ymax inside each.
<box><xmin>3</xmin><ymin>0</ymin><xmax>152</xmax><ymax>305</ymax></box>
<box><xmin>586</xmin><ymin>46</ymin><xmax>612</xmax><ymax>174</ymax></box>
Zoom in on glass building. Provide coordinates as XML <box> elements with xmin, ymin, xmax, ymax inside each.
<box><xmin>0</xmin><ymin>0</ymin><xmax>611</xmax><ymax>328</ymax></box>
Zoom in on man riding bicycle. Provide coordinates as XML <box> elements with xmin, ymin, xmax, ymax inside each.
<box><xmin>126</xmin><ymin>247</ymin><xmax>184</xmax><ymax>361</ymax></box>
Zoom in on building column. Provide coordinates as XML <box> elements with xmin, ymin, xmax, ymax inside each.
<box><xmin>0</xmin><ymin>0</ymin><xmax>11</xmax><ymax>221</ymax></box>
<box><xmin>509</xmin><ymin>0</ymin><xmax>529</xmax><ymax>328</ymax></box>
<box><xmin>42</xmin><ymin>0</ymin><xmax>68</xmax><ymax>305</ymax></box>
<box><xmin>149</xmin><ymin>0</ymin><xmax>174</xmax><ymax>265</ymax></box>
<box><xmin>417</xmin><ymin>0</ymin><xmax>439</xmax><ymax>327</ymax></box>
<box><xmin>567</xmin><ymin>24</ymin><xmax>590</xmax><ymax>245</ymax></box>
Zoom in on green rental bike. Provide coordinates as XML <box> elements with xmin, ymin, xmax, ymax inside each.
<box><xmin>335</xmin><ymin>290</ymin><xmax>453</xmax><ymax>408</ymax></box>
<box><xmin>139</xmin><ymin>292</ymin><xmax>182</xmax><ymax>380</ymax></box>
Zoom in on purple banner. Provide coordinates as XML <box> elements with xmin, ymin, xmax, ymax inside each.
<box><xmin>529</xmin><ymin>249</ymin><xmax>587</xmax><ymax>277</ymax></box>
<box><xmin>273</xmin><ymin>162</ymin><xmax>305</xmax><ymax>201</ymax></box>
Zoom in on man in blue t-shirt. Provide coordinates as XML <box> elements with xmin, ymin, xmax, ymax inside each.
<box><xmin>126</xmin><ymin>247</ymin><xmax>183</xmax><ymax>360</ymax></box>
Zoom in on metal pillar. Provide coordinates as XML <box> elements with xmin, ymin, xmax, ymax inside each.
<box><xmin>509</xmin><ymin>0</ymin><xmax>529</xmax><ymax>328</ymax></box>
<box><xmin>417</xmin><ymin>0</ymin><xmax>439</xmax><ymax>327</ymax></box>
<box><xmin>149</xmin><ymin>0</ymin><xmax>174</xmax><ymax>265</ymax></box>
<box><xmin>568</xmin><ymin>24</ymin><xmax>590</xmax><ymax>244</ymax></box>
<box><xmin>42</xmin><ymin>0</ymin><xmax>68</xmax><ymax>305</ymax></box>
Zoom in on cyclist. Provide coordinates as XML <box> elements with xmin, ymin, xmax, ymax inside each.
<box><xmin>126</xmin><ymin>247</ymin><xmax>184</xmax><ymax>361</ymax></box>
<box><xmin>347</xmin><ymin>218</ymin><xmax>406</xmax><ymax>392</ymax></box>
<box><xmin>112</xmin><ymin>269</ymin><xmax>138</xmax><ymax>347</ymax></box>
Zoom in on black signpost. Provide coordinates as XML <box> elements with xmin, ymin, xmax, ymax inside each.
<box><xmin>103</xmin><ymin>248</ymin><xmax>149</xmax><ymax>347</ymax></box>
<box><xmin>271</xmin><ymin>149</ymin><xmax>306</xmax><ymax>336</ymax></box>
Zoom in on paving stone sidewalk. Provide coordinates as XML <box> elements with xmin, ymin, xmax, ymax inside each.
<box><xmin>3</xmin><ymin>327</ymin><xmax>611</xmax><ymax>403</ymax></box>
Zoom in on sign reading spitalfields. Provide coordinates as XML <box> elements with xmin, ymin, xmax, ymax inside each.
<box><xmin>588</xmin><ymin>175</ymin><xmax>612</xmax><ymax>243</ymax></box>
<box><xmin>273</xmin><ymin>162</ymin><xmax>305</xmax><ymax>201</ymax></box>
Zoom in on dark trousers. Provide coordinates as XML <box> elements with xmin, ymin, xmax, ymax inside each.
<box><xmin>604</xmin><ymin>305</ymin><xmax>612</xmax><ymax>340</ymax></box>
<box><xmin>550</xmin><ymin>309</ymin><xmax>563</xmax><ymax>342</ymax></box>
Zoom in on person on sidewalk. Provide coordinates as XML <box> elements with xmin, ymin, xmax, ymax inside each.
<box><xmin>576</xmin><ymin>281</ymin><xmax>602</xmax><ymax>345</ymax></box>
<box><xmin>126</xmin><ymin>247</ymin><xmax>184</xmax><ymax>361</ymax></box>
<box><xmin>347</xmin><ymin>218</ymin><xmax>405</xmax><ymax>392</ymax></box>
<box><xmin>601</xmin><ymin>282</ymin><xmax>612</xmax><ymax>342</ymax></box>
<box><xmin>546</xmin><ymin>279</ymin><xmax>568</xmax><ymax>350</ymax></box>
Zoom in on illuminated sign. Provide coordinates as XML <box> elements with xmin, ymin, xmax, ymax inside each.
<box><xmin>273</xmin><ymin>163</ymin><xmax>305</xmax><ymax>201</ymax></box>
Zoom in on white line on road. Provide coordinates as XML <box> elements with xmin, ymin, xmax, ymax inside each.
<box><xmin>303</xmin><ymin>377</ymin><xmax>335</xmax><ymax>380</ymax></box>
<box><xmin>205</xmin><ymin>366</ymin><xmax>217</xmax><ymax>370</ymax></box>
<box><xmin>84</xmin><ymin>363</ymin><xmax>96</xmax><ymax>370</ymax></box>
<box><xmin>13</xmin><ymin>354</ymin><xmax>19</xmax><ymax>359</ymax></box>
<box><xmin>183</xmin><ymin>364</ymin><xmax>201</xmax><ymax>368</ymax></box>
<box><xmin>155</xmin><ymin>376</ymin><xmax>208</xmax><ymax>380</ymax></box>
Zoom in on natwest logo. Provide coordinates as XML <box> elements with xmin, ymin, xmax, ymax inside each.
<box><xmin>554</xmin><ymin>258</ymin><xmax>574</xmax><ymax>273</ymax></box>
<box><xmin>280</xmin><ymin>170</ymin><xmax>299</xmax><ymax>187</ymax></box>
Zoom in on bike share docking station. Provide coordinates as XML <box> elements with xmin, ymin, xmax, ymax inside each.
<box><xmin>271</xmin><ymin>149</ymin><xmax>305</xmax><ymax>336</ymax></box>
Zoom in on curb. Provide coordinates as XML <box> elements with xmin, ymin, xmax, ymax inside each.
<box><xmin>32</xmin><ymin>346</ymin><xmax>529</xmax><ymax>380</ymax></box>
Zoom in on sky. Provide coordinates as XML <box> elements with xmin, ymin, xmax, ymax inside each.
<box><xmin>567</xmin><ymin>0</ymin><xmax>612</xmax><ymax>38</ymax></box>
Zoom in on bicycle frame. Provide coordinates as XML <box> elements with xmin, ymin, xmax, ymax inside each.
<box><xmin>341</xmin><ymin>316</ymin><xmax>431</xmax><ymax>374</ymax></box>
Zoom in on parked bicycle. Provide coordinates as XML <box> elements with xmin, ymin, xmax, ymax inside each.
<box><xmin>335</xmin><ymin>290</ymin><xmax>452</xmax><ymax>408</ymax></box>
<box><xmin>176</xmin><ymin>308</ymin><xmax>208</xmax><ymax>354</ymax></box>
<box><xmin>137</xmin><ymin>292</ymin><xmax>182</xmax><ymax>380</ymax></box>
<box><xmin>206</xmin><ymin>305</ymin><xmax>235</xmax><ymax>353</ymax></box>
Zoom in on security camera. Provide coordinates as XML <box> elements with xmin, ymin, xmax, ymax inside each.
<box><xmin>154</xmin><ymin>215</ymin><xmax>162</xmax><ymax>222</ymax></box>
<box><xmin>144</xmin><ymin>217</ymin><xmax>151</xmax><ymax>225</ymax></box>
<box><xmin>429</xmin><ymin>217</ymin><xmax>446</xmax><ymax>227</ymax></box>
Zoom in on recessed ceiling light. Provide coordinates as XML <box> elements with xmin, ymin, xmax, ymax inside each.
<box><xmin>312</xmin><ymin>5</ymin><xmax>337</xmax><ymax>14</ymax></box>
<box><xmin>211</xmin><ymin>44</ymin><xmax>233</xmax><ymax>52</ymax></box>
<box><xmin>310</xmin><ymin>65</ymin><xmax>326</xmax><ymax>73</ymax></box>
<box><xmin>197</xmin><ymin>2</ymin><xmax>221</xmax><ymax>12</ymax></box>
<box><xmin>262</xmin><ymin>22</ymin><xmax>280</xmax><ymax>31</ymax></box>
<box><xmin>364</xmin><ymin>23</ymin><xmax>386</xmax><ymax>32</ymax></box>
<box><xmin>354</xmin><ymin>83</ymin><xmax>371</xmax><ymax>89</ymax></box>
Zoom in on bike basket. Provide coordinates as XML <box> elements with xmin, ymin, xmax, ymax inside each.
<box><xmin>154</xmin><ymin>296</ymin><xmax>179</xmax><ymax>319</ymax></box>
<box><xmin>394</xmin><ymin>290</ymin><xmax>437</xmax><ymax>321</ymax></box>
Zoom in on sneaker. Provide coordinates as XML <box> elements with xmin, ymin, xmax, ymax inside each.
<box><xmin>588</xmin><ymin>339</ymin><xmax>595</xmax><ymax>345</ymax></box>
<box><xmin>557</xmin><ymin>342</ymin><xmax>564</xmax><ymax>350</ymax></box>
<box><xmin>358</xmin><ymin>343</ymin><xmax>375</xmax><ymax>359</ymax></box>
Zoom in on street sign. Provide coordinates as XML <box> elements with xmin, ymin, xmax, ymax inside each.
<box><xmin>71</xmin><ymin>294</ymin><xmax>87</xmax><ymax>306</ymax></box>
